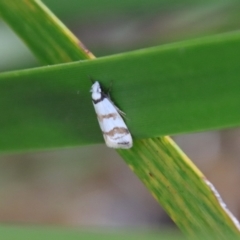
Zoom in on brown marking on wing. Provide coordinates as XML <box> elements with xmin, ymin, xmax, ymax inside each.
<box><xmin>103</xmin><ymin>127</ymin><xmax>129</xmax><ymax>137</ymax></box>
<box><xmin>97</xmin><ymin>113</ymin><xmax>118</xmax><ymax>121</ymax></box>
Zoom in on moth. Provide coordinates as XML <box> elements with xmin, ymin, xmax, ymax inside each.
<box><xmin>90</xmin><ymin>81</ymin><xmax>133</xmax><ymax>149</ymax></box>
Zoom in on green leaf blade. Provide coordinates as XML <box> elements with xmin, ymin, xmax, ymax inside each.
<box><xmin>118</xmin><ymin>137</ymin><xmax>240</xmax><ymax>239</ymax></box>
<box><xmin>0</xmin><ymin>1</ymin><xmax>94</xmax><ymax>64</ymax></box>
<box><xmin>0</xmin><ymin>32</ymin><xmax>240</xmax><ymax>151</ymax></box>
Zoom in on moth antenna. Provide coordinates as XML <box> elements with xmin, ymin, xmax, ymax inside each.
<box><xmin>107</xmin><ymin>80</ymin><xmax>113</xmax><ymax>94</ymax></box>
<box><xmin>88</xmin><ymin>75</ymin><xmax>95</xmax><ymax>84</ymax></box>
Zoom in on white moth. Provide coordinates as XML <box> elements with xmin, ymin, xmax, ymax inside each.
<box><xmin>90</xmin><ymin>81</ymin><xmax>133</xmax><ymax>149</ymax></box>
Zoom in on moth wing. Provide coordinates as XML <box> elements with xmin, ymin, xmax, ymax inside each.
<box><xmin>93</xmin><ymin>97</ymin><xmax>132</xmax><ymax>149</ymax></box>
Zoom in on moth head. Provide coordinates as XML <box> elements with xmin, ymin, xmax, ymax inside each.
<box><xmin>90</xmin><ymin>81</ymin><xmax>101</xmax><ymax>93</ymax></box>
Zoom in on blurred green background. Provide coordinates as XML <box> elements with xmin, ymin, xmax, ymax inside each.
<box><xmin>0</xmin><ymin>0</ymin><xmax>240</xmax><ymax>235</ymax></box>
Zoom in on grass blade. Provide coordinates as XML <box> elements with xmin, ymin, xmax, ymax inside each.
<box><xmin>118</xmin><ymin>137</ymin><xmax>240</xmax><ymax>238</ymax></box>
<box><xmin>0</xmin><ymin>0</ymin><xmax>94</xmax><ymax>64</ymax></box>
<box><xmin>0</xmin><ymin>33</ymin><xmax>240</xmax><ymax>151</ymax></box>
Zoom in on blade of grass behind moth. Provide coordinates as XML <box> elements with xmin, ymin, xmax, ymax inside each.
<box><xmin>0</xmin><ymin>0</ymin><xmax>95</xmax><ymax>64</ymax></box>
<box><xmin>1</xmin><ymin>0</ymin><xmax>240</xmax><ymax>238</ymax></box>
<box><xmin>118</xmin><ymin>137</ymin><xmax>240</xmax><ymax>239</ymax></box>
